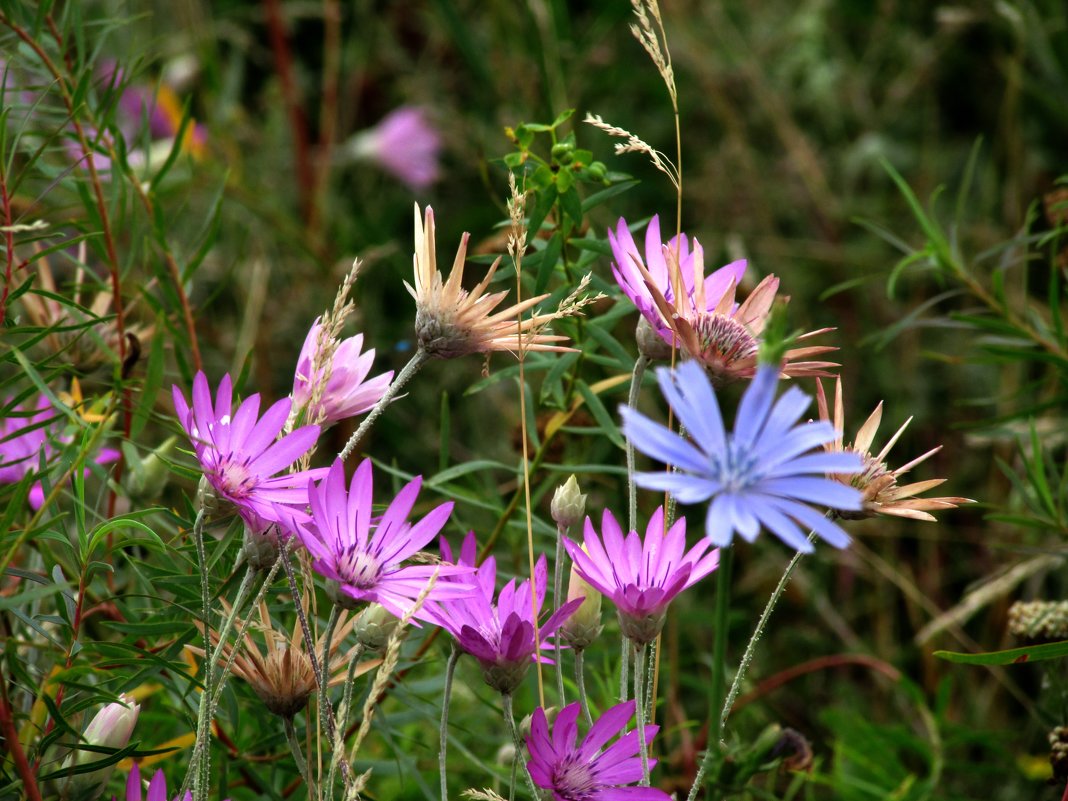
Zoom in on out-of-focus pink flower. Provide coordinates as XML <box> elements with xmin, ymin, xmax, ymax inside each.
<box><xmin>0</xmin><ymin>394</ymin><xmax>119</xmax><ymax>509</ymax></box>
<box><xmin>291</xmin><ymin>318</ymin><xmax>393</xmax><ymax>426</ymax></box>
<box><xmin>344</xmin><ymin>106</ymin><xmax>442</xmax><ymax>191</ymax></box>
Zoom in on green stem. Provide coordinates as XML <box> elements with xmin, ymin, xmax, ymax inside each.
<box><xmin>438</xmin><ymin>647</ymin><xmax>460</xmax><ymax>801</ymax></box>
<box><xmin>320</xmin><ymin>606</ymin><xmax>341</xmax><ymax>736</ymax></box>
<box><xmin>633</xmin><ymin>641</ymin><xmax>650</xmax><ymax>786</ymax></box>
<box><xmin>574</xmin><ymin>649</ymin><xmax>593</xmax><ymax>727</ymax></box>
<box><xmin>191</xmin><ymin>508</ymin><xmax>211</xmax><ymax>801</ymax></box>
<box><xmin>709</xmin><ymin>545</ymin><xmax>733</xmax><ymax>741</ymax></box>
<box><xmin>328</xmin><ymin>641</ymin><xmax>365</xmax><ymax>799</ymax></box>
<box><xmin>503</xmin><ymin>693</ymin><xmax>539</xmax><ymax>800</ymax></box>
<box><xmin>338</xmin><ymin>349</ymin><xmax>428</xmax><ymax>462</ymax></box>
<box><xmin>644</xmin><ymin>635</ymin><xmax>658</xmax><ymax>724</ymax></box>
<box><xmin>619</xmin><ymin>633</ymin><xmax>630</xmax><ymax>704</ymax></box>
<box><xmin>626</xmin><ymin>355</ymin><xmax>648</xmax><ymax>535</ymax></box>
<box><xmin>284</xmin><ymin>717</ymin><xmax>316</xmax><ymax>799</ymax></box>
<box><xmin>553</xmin><ymin>523</ymin><xmax>567</xmax><ymax>704</ymax></box>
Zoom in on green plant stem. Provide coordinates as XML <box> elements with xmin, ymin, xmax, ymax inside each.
<box><xmin>320</xmin><ymin>605</ymin><xmax>342</xmax><ymax>735</ymax></box>
<box><xmin>644</xmin><ymin>635</ymin><xmax>658</xmax><ymax>724</ymax></box>
<box><xmin>503</xmin><ymin>693</ymin><xmax>539</xmax><ymax>800</ymax></box>
<box><xmin>284</xmin><ymin>717</ymin><xmax>316</xmax><ymax>799</ymax></box>
<box><xmin>328</xmin><ymin>642</ymin><xmax>366</xmax><ymax>799</ymax></box>
<box><xmin>709</xmin><ymin>545</ymin><xmax>733</xmax><ymax>743</ymax></box>
<box><xmin>574</xmin><ymin>649</ymin><xmax>593</xmax><ymax>727</ymax></box>
<box><xmin>626</xmin><ymin>355</ymin><xmax>648</xmax><ymax>534</ymax></box>
<box><xmin>619</xmin><ymin>634</ymin><xmax>630</xmax><ymax>704</ymax></box>
<box><xmin>191</xmin><ymin>508</ymin><xmax>211</xmax><ymax>801</ymax></box>
<box><xmin>338</xmin><ymin>349</ymin><xmax>428</xmax><ymax>462</ymax></box>
<box><xmin>688</xmin><ymin>535</ymin><xmax>813</xmax><ymax>801</ymax></box>
<box><xmin>633</xmin><ymin>641</ymin><xmax>650</xmax><ymax>786</ymax></box>
<box><xmin>438</xmin><ymin>647</ymin><xmax>460</xmax><ymax>801</ymax></box>
<box><xmin>553</xmin><ymin>523</ymin><xmax>567</xmax><ymax>704</ymax></box>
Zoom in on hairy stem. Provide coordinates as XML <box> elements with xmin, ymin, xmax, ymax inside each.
<box><xmin>634</xmin><ymin>641</ymin><xmax>650</xmax><ymax>786</ymax></box>
<box><xmin>625</xmin><ymin>355</ymin><xmax>648</xmax><ymax>534</ymax></box>
<box><xmin>338</xmin><ymin>349</ymin><xmax>428</xmax><ymax>461</ymax></box>
<box><xmin>328</xmin><ymin>642</ymin><xmax>365</xmax><ymax>799</ymax></box>
<box><xmin>553</xmin><ymin>523</ymin><xmax>567</xmax><ymax>704</ymax></box>
<box><xmin>574</xmin><ymin>649</ymin><xmax>593</xmax><ymax>727</ymax></box>
<box><xmin>619</xmin><ymin>633</ymin><xmax>630</xmax><ymax>704</ymax></box>
<box><xmin>438</xmin><ymin>647</ymin><xmax>460</xmax><ymax>801</ymax></box>
<box><xmin>503</xmin><ymin>693</ymin><xmax>539</xmax><ymax>801</ymax></box>
<box><xmin>284</xmin><ymin>717</ymin><xmax>317</xmax><ymax>799</ymax></box>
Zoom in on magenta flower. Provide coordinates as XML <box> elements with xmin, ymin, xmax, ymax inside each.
<box><xmin>0</xmin><ymin>394</ymin><xmax>119</xmax><ymax>509</ymax></box>
<box><xmin>172</xmin><ymin>372</ymin><xmax>325</xmax><ymax>529</ymax></box>
<box><xmin>564</xmin><ymin>507</ymin><xmax>718</xmax><ymax>644</ymax></box>
<box><xmin>296</xmin><ymin>458</ymin><xmax>469</xmax><ymax>620</ymax></box>
<box><xmin>291</xmin><ymin>318</ymin><xmax>393</xmax><ymax>426</ymax></box>
<box><xmin>609</xmin><ymin>215</ymin><xmax>746</xmax><ymax>346</ymax></box>
<box><xmin>345</xmin><ymin>106</ymin><xmax>442</xmax><ymax>190</ymax></box>
<box><xmin>427</xmin><ymin>532</ymin><xmax>583</xmax><ymax>694</ymax></box>
<box><xmin>116</xmin><ymin>762</ymin><xmax>229</xmax><ymax>801</ymax></box>
<box><xmin>527</xmin><ymin>700</ymin><xmax>671</xmax><ymax>801</ymax></box>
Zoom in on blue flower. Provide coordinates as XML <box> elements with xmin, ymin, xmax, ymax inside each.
<box><xmin>620</xmin><ymin>360</ymin><xmax>864</xmax><ymax>552</ymax></box>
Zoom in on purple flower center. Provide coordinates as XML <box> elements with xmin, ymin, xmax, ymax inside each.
<box><xmin>692</xmin><ymin>313</ymin><xmax>757</xmax><ymax>368</ymax></box>
<box><xmin>551</xmin><ymin>754</ymin><xmax>597</xmax><ymax>800</ymax></box>
<box><xmin>336</xmin><ymin>548</ymin><xmax>382</xmax><ymax>590</ymax></box>
<box><xmin>209</xmin><ymin>457</ymin><xmax>258</xmax><ymax>499</ymax></box>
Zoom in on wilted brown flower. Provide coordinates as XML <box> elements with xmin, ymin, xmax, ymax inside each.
<box><xmin>405</xmin><ymin>204</ymin><xmax>572</xmax><ymax>358</ymax></box>
<box><xmin>816</xmin><ymin>376</ymin><xmax>973</xmax><ymax>520</ymax></box>
<box><xmin>190</xmin><ymin>600</ymin><xmax>377</xmax><ymax>718</ymax></box>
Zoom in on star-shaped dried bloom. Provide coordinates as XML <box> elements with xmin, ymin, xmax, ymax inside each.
<box><xmin>816</xmin><ymin>377</ymin><xmax>974</xmax><ymax>521</ymax></box>
<box><xmin>406</xmin><ymin>205</ymin><xmax>572</xmax><ymax>358</ymax></box>
<box><xmin>610</xmin><ymin>215</ymin><xmax>837</xmax><ymax>384</ymax></box>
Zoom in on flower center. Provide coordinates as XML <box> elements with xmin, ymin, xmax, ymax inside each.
<box><xmin>209</xmin><ymin>456</ymin><xmax>258</xmax><ymax>500</ymax></box>
<box><xmin>690</xmin><ymin>313</ymin><xmax>758</xmax><ymax>373</ymax></box>
<box><xmin>850</xmin><ymin>448</ymin><xmax>896</xmax><ymax>494</ymax></box>
<box><xmin>336</xmin><ymin>548</ymin><xmax>382</xmax><ymax>590</ymax></box>
<box><xmin>551</xmin><ymin>755</ymin><xmax>597</xmax><ymax>800</ymax></box>
<box><xmin>708</xmin><ymin>440</ymin><xmax>760</xmax><ymax>493</ymax></box>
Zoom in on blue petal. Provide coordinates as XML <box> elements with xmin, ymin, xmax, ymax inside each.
<box><xmin>656</xmin><ymin>361</ymin><xmax>726</xmax><ymax>455</ymax></box>
<box><xmin>733</xmin><ymin>366</ymin><xmax>779</xmax><ymax>449</ymax></box>
<box><xmin>620</xmin><ymin>406</ymin><xmax>710</xmax><ymax>474</ymax></box>
<box><xmin>633</xmin><ymin>471</ymin><xmax>719</xmax><ymax>504</ymax></box>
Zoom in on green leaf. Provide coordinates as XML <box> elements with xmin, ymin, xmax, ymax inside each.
<box><xmin>575</xmin><ymin>380</ymin><xmax>625</xmax><ymax>449</ymax></box>
<box><xmin>534</xmin><ymin>232</ymin><xmax>563</xmax><ymax>295</ymax></box>
<box><xmin>559</xmin><ymin>186</ymin><xmax>583</xmax><ymax>227</ymax></box>
<box><xmin>934</xmin><ymin>640</ymin><xmax>1068</xmax><ymax>665</ymax></box>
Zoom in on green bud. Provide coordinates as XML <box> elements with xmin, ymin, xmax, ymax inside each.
<box><xmin>755</xmin><ymin>299</ymin><xmax>795</xmax><ymax>368</ymax></box>
<box><xmin>326</xmin><ymin>579</ymin><xmax>362</xmax><ymax>611</ymax></box>
<box><xmin>551</xmin><ymin>475</ymin><xmax>587</xmax><ymax>529</ymax></box>
<box><xmin>587</xmin><ymin>161</ymin><xmax>607</xmax><ymax>181</ymax></box>
<box><xmin>551</xmin><ymin>142</ymin><xmax>574</xmax><ymax>164</ymax></box>
<box><xmin>124</xmin><ymin>436</ymin><xmax>179</xmax><ymax>500</ymax></box>
<box><xmin>242</xmin><ymin>527</ymin><xmax>281</xmax><ymax>572</ymax></box>
<box><xmin>354</xmin><ymin>603</ymin><xmax>401</xmax><ymax>651</ymax></box>
<box><xmin>561</xmin><ymin>565</ymin><xmax>603</xmax><ymax>650</ymax></box>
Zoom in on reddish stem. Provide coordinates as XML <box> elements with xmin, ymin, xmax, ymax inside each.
<box><xmin>263</xmin><ymin>0</ymin><xmax>315</xmax><ymax>223</ymax></box>
<box><xmin>732</xmin><ymin>653</ymin><xmax>902</xmax><ymax>712</ymax></box>
<box><xmin>0</xmin><ymin>156</ymin><xmax>13</xmax><ymax>326</ymax></box>
<box><xmin>0</xmin><ymin>667</ymin><xmax>44</xmax><ymax>801</ymax></box>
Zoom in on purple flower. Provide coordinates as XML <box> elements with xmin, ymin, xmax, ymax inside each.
<box><xmin>526</xmin><ymin>701</ymin><xmax>671</xmax><ymax>801</ymax></box>
<box><xmin>0</xmin><ymin>394</ymin><xmax>119</xmax><ymax>509</ymax></box>
<box><xmin>609</xmin><ymin>215</ymin><xmax>746</xmax><ymax>345</ymax></box>
<box><xmin>345</xmin><ymin>106</ymin><xmax>441</xmax><ymax>190</ymax></box>
<box><xmin>172</xmin><ymin>372</ymin><xmax>325</xmax><ymax>529</ymax></box>
<box><xmin>296</xmin><ymin>458</ymin><xmax>469</xmax><ymax>620</ymax></box>
<box><xmin>426</xmin><ymin>532</ymin><xmax>582</xmax><ymax>694</ymax></box>
<box><xmin>621</xmin><ymin>360</ymin><xmax>865</xmax><ymax>553</ymax></box>
<box><xmin>116</xmin><ymin>762</ymin><xmax>229</xmax><ymax>801</ymax></box>
<box><xmin>291</xmin><ymin>319</ymin><xmax>393</xmax><ymax>426</ymax></box>
<box><xmin>564</xmin><ymin>507</ymin><xmax>718</xmax><ymax>644</ymax></box>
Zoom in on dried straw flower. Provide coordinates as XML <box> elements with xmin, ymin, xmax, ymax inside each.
<box><xmin>190</xmin><ymin>600</ymin><xmax>374</xmax><ymax>719</ymax></box>
<box><xmin>1007</xmin><ymin>600</ymin><xmax>1068</xmax><ymax>641</ymax></box>
<box><xmin>406</xmin><ymin>205</ymin><xmax>574</xmax><ymax>359</ymax></box>
<box><xmin>816</xmin><ymin>376</ymin><xmax>974</xmax><ymax>521</ymax></box>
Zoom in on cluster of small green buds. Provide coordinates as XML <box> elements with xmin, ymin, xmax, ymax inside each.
<box><xmin>551</xmin><ymin>474</ymin><xmax>587</xmax><ymax>530</ymax></box>
<box><xmin>1007</xmin><ymin>600</ymin><xmax>1068</xmax><ymax>640</ymax></box>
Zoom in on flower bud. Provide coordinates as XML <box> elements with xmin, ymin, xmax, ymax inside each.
<box><xmin>58</xmin><ymin>696</ymin><xmax>140</xmax><ymax>800</ymax></box>
<box><xmin>124</xmin><ymin>436</ymin><xmax>178</xmax><ymax>501</ymax></box>
<box><xmin>326</xmin><ymin>579</ymin><xmax>363</xmax><ymax>612</ymax></box>
<box><xmin>551</xmin><ymin>475</ymin><xmax>587</xmax><ymax>530</ymax></box>
<box><xmin>560</xmin><ymin>567</ymin><xmax>602</xmax><ymax>650</ymax></box>
<box><xmin>635</xmin><ymin>316</ymin><xmax>674</xmax><ymax>362</ymax></box>
<box><xmin>354</xmin><ymin>603</ymin><xmax>400</xmax><ymax>652</ymax></box>
<box><xmin>242</xmin><ymin>525</ymin><xmax>281</xmax><ymax>572</ymax></box>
